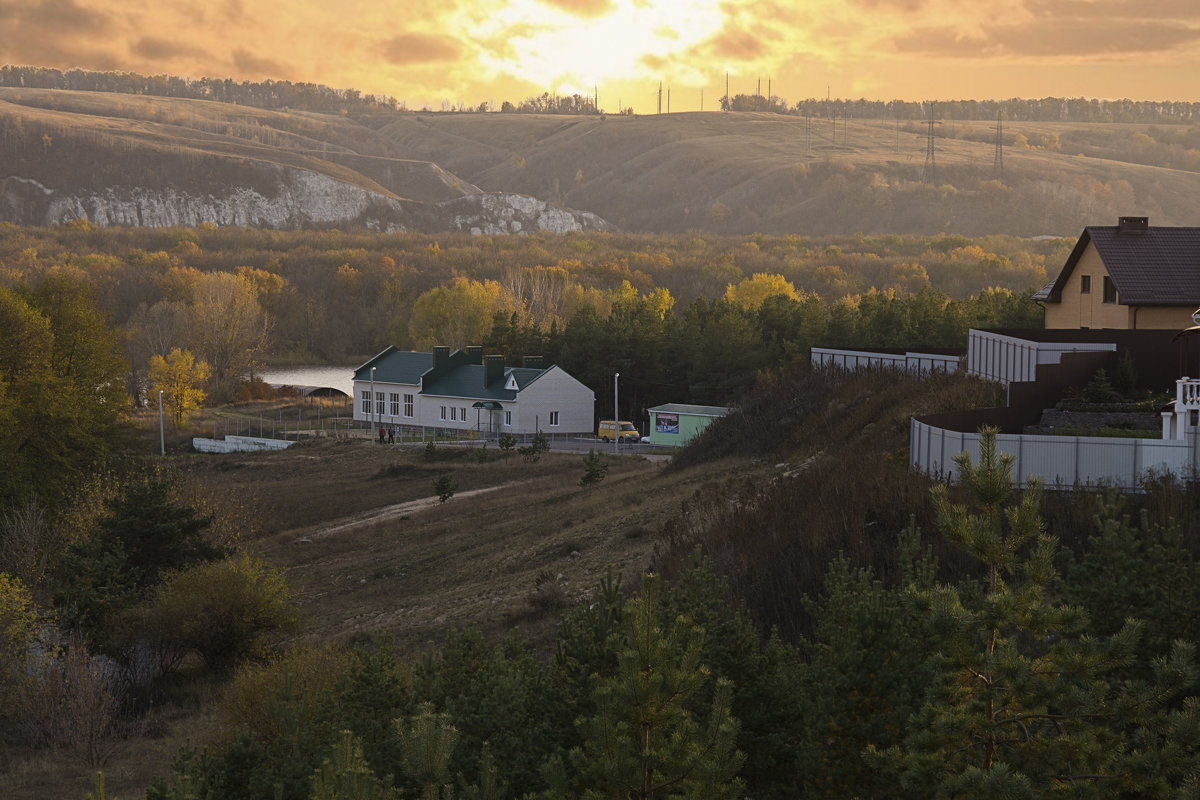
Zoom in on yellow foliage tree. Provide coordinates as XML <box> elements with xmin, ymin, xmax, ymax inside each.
<box><xmin>409</xmin><ymin>278</ymin><xmax>514</xmax><ymax>350</ymax></box>
<box><xmin>724</xmin><ymin>272</ymin><xmax>801</xmax><ymax>310</ymax></box>
<box><xmin>149</xmin><ymin>348</ymin><xmax>211</xmax><ymax>427</ymax></box>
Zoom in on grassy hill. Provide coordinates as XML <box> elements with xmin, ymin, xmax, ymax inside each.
<box><xmin>2</xmin><ymin>86</ymin><xmax>1199</xmax><ymax>235</ymax></box>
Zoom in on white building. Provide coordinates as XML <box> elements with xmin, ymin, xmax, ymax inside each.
<box><xmin>352</xmin><ymin>346</ymin><xmax>594</xmax><ymax>436</ymax></box>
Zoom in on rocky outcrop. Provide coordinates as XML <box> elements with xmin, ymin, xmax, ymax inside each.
<box><xmin>432</xmin><ymin>192</ymin><xmax>611</xmax><ymax>235</ymax></box>
<box><xmin>0</xmin><ymin>167</ymin><xmax>612</xmax><ymax>234</ymax></box>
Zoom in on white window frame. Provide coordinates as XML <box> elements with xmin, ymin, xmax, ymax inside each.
<box><xmin>461</xmin><ymin>406</ymin><xmax>467</xmax><ymax>421</ymax></box>
<box><xmin>375</xmin><ymin>392</ymin><xmax>385</xmax><ymax>417</ymax></box>
<box><xmin>361</xmin><ymin>390</ymin><xmax>371</xmax><ymax>415</ymax></box>
<box><xmin>504</xmin><ymin>410</ymin><xmax>512</xmax><ymax>426</ymax></box>
<box><xmin>549</xmin><ymin>410</ymin><xmax>560</xmax><ymax>426</ymax></box>
<box><xmin>440</xmin><ymin>406</ymin><xmax>447</xmax><ymax>421</ymax></box>
<box><xmin>389</xmin><ymin>393</ymin><xmax>400</xmax><ymax>417</ymax></box>
<box><xmin>404</xmin><ymin>394</ymin><xmax>414</xmax><ymax>417</ymax></box>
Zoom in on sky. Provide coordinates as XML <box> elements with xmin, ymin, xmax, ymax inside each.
<box><xmin>2</xmin><ymin>0</ymin><xmax>1200</xmax><ymax>112</ymax></box>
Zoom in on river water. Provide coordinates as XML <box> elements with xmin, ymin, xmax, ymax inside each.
<box><xmin>257</xmin><ymin>365</ymin><xmax>357</xmax><ymax>396</ymax></box>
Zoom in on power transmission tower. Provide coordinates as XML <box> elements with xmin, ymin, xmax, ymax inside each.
<box><xmin>993</xmin><ymin>111</ymin><xmax>1004</xmax><ymax>179</ymax></box>
<box><xmin>922</xmin><ymin>103</ymin><xmax>937</xmax><ymax>183</ymax></box>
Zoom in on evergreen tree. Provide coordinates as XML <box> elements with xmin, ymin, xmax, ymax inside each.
<box><xmin>871</xmin><ymin>429</ymin><xmax>1195</xmax><ymax>797</ymax></box>
<box><xmin>557</xmin><ymin>574</ymin><xmax>744</xmax><ymax>799</ymax></box>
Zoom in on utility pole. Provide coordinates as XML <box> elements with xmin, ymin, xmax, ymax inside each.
<box><xmin>993</xmin><ymin>110</ymin><xmax>1004</xmax><ymax>179</ymax></box>
<box><xmin>657</xmin><ymin>81</ymin><xmax>662</xmax><ymax>114</ymax></box>
<box><xmin>922</xmin><ymin>103</ymin><xmax>937</xmax><ymax>183</ymax></box>
<box><xmin>725</xmin><ymin>72</ymin><xmax>729</xmax><ymax>111</ymax></box>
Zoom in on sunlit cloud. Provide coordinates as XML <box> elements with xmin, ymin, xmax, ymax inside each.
<box><xmin>0</xmin><ymin>0</ymin><xmax>1197</xmax><ymax>109</ymax></box>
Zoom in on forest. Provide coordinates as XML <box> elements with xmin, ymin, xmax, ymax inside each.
<box><xmin>8</xmin><ymin>221</ymin><xmax>1200</xmax><ymax>798</ymax></box>
<box><xmin>0</xmin><ymin>223</ymin><xmax>1052</xmax><ymax>416</ymax></box>
<box><xmin>7</xmin><ymin>65</ymin><xmax>1200</xmax><ymax>124</ymax></box>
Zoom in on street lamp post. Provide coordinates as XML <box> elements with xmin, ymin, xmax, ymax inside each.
<box><xmin>370</xmin><ymin>366</ymin><xmax>377</xmax><ymax>441</ymax></box>
<box><xmin>613</xmin><ymin>372</ymin><xmax>619</xmax><ymax>455</ymax></box>
<box><xmin>158</xmin><ymin>389</ymin><xmax>165</xmax><ymax>456</ymax></box>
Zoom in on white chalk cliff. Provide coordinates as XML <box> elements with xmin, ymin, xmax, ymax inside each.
<box><xmin>0</xmin><ymin>166</ymin><xmax>611</xmax><ymax>234</ymax></box>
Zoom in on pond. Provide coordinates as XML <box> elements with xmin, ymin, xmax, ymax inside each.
<box><xmin>257</xmin><ymin>365</ymin><xmax>356</xmax><ymax>397</ymax></box>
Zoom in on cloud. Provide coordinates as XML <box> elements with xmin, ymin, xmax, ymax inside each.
<box><xmin>231</xmin><ymin>48</ymin><xmax>293</xmax><ymax>79</ymax></box>
<box><xmin>24</xmin><ymin>0</ymin><xmax>114</xmax><ymax>34</ymax></box>
<box><xmin>538</xmin><ymin>0</ymin><xmax>614</xmax><ymax>17</ymax></box>
<box><xmin>705</xmin><ymin>26</ymin><xmax>767</xmax><ymax>60</ymax></box>
<box><xmin>894</xmin><ymin>18</ymin><xmax>1200</xmax><ymax>58</ymax></box>
<box><xmin>1025</xmin><ymin>0</ymin><xmax>1200</xmax><ymax>21</ymax></box>
<box><xmin>131</xmin><ymin>36</ymin><xmax>211</xmax><ymax>61</ymax></box>
<box><xmin>379</xmin><ymin>32</ymin><xmax>463</xmax><ymax>65</ymax></box>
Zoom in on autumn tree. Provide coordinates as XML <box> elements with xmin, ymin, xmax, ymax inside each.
<box><xmin>189</xmin><ymin>271</ymin><xmax>271</xmax><ymax>401</ymax></box>
<box><xmin>0</xmin><ymin>282</ymin><xmax>130</xmax><ymax>512</ymax></box>
<box><xmin>723</xmin><ymin>272</ymin><xmax>801</xmax><ymax>311</ymax></box>
<box><xmin>149</xmin><ymin>348</ymin><xmax>211</xmax><ymax>427</ymax></box>
<box><xmin>409</xmin><ymin>277</ymin><xmax>513</xmax><ymax>350</ymax></box>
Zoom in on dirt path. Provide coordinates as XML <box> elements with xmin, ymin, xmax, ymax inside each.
<box><xmin>292</xmin><ymin>481</ymin><xmax>523</xmax><ymax>540</ymax></box>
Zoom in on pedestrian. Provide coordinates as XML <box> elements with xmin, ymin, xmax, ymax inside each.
<box><xmin>378</xmin><ymin>425</ymin><xmax>385</xmax><ymax>444</ymax></box>
<box><xmin>388</xmin><ymin>426</ymin><xmax>395</xmax><ymax>444</ymax></box>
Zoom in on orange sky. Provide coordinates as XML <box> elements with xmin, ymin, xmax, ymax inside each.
<box><xmin>3</xmin><ymin>0</ymin><xmax>1199</xmax><ymax>112</ymax></box>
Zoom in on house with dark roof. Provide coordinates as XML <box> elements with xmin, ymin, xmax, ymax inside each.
<box><xmin>352</xmin><ymin>346</ymin><xmax>594</xmax><ymax>436</ymax></box>
<box><xmin>1034</xmin><ymin>216</ymin><xmax>1200</xmax><ymax>330</ymax></box>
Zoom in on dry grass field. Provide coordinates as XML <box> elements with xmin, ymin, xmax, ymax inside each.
<box><xmin>0</xmin><ymin>407</ymin><xmax>773</xmax><ymax>800</ymax></box>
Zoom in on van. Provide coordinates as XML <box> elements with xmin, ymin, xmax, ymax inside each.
<box><xmin>597</xmin><ymin>420</ymin><xmax>640</xmax><ymax>443</ymax></box>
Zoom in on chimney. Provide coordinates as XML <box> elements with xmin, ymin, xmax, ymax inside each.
<box><xmin>522</xmin><ymin>355</ymin><xmax>545</xmax><ymax>369</ymax></box>
<box><xmin>432</xmin><ymin>346</ymin><xmax>450</xmax><ymax>370</ymax></box>
<box><xmin>466</xmin><ymin>346</ymin><xmax>483</xmax><ymax>365</ymax></box>
<box><xmin>1117</xmin><ymin>216</ymin><xmax>1148</xmax><ymax>234</ymax></box>
<box><xmin>484</xmin><ymin>355</ymin><xmax>505</xmax><ymax>386</ymax></box>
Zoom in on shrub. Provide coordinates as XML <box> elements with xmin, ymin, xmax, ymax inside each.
<box><xmin>131</xmin><ymin>557</ymin><xmax>298</xmax><ymax>674</ymax></box>
<box><xmin>433</xmin><ymin>474</ymin><xmax>458</xmax><ymax>504</ymax></box>
<box><xmin>579</xmin><ymin>449</ymin><xmax>608</xmax><ymax>487</ymax></box>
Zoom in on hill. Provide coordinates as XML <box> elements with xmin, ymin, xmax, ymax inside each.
<box><xmin>2</xmin><ymin>84</ymin><xmax>1199</xmax><ymax>236</ymax></box>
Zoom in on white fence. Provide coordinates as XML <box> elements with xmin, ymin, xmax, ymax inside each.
<box><xmin>910</xmin><ymin>418</ymin><xmax>1199</xmax><ymax>489</ymax></box>
<box><xmin>811</xmin><ymin>347</ymin><xmax>960</xmax><ymax>375</ymax></box>
<box><xmin>966</xmin><ymin>330</ymin><xmax>1115</xmax><ymax>386</ymax></box>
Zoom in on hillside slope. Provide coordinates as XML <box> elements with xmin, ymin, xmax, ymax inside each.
<box><xmin>2</xmin><ymin>86</ymin><xmax>1199</xmax><ymax>235</ymax></box>
<box><xmin>0</xmin><ymin>89</ymin><xmax>609</xmax><ymax>234</ymax></box>
<box><xmin>378</xmin><ymin>111</ymin><xmax>1200</xmax><ymax>236</ymax></box>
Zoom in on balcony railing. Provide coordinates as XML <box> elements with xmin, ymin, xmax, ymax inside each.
<box><xmin>1177</xmin><ymin>378</ymin><xmax>1200</xmax><ymax>409</ymax></box>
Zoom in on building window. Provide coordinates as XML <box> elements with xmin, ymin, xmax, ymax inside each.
<box><xmin>461</xmin><ymin>406</ymin><xmax>467</xmax><ymax>421</ymax></box>
<box><xmin>440</xmin><ymin>406</ymin><xmax>447</xmax><ymax>421</ymax></box>
<box><xmin>449</xmin><ymin>407</ymin><xmax>457</xmax><ymax>421</ymax></box>
<box><xmin>375</xmin><ymin>392</ymin><xmax>385</xmax><ymax>416</ymax></box>
<box><xmin>389</xmin><ymin>393</ymin><xmax>400</xmax><ymax>417</ymax></box>
<box><xmin>549</xmin><ymin>411</ymin><xmax>560</xmax><ymax>426</ymax></box>
<box><xmin>361</xmin><ymin>390</ymin><xmax>371</xmax><ymax>415</ymax></box>
<box><xmin>404</xmin><ymin>394</ymin><xmax>414</xmax><ymax>417</ymax></box>
<box><xmin>1102</xmin><ymin>276</ymin><xmax>1117</xmax><ymax>304</ymax></box>
<box><xmin>1080</xmin><ymin>275</ymin><xmax>1091</xmax><ymax>294</ymax></box>
<box><xmin>504</xmin><ymin>411</ymin><xmax>512</xmax><ymax>426</ymax></box>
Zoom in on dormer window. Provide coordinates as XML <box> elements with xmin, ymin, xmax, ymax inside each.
<box><xmin>505</xmin><ymin>375</ymin><xmax>518</xmax><ymax>390</ymax></box>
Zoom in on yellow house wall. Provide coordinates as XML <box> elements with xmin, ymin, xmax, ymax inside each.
<box><xmin>1044</xmin><ymin>244</ymin><xmax>1132</xmax><ymax>329</ymax></box>
<box><xmin>1042</xmin><ymin>242</ymin><xmax>1196</xmax><ymax>330</ymax></box>
<box><xmin>1132</xmin><ymin>306</ymin><xmax>1197</xmax><ymax>330</ymax></box>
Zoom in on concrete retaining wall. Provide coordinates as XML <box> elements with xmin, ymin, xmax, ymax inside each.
<box><xmin>192</xmin><ymin>436</ymin><xmax>295</xmax><ymax>454</ymax></box>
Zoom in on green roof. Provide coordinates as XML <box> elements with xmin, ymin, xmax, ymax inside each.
<box><xmin>354</xmin><ymin>347</ymin><xmax>433</xmax><ymax>384</ymax></box>
<box><xmin>649</xmin><ymin>403</ymin><xmax>730</xmax><ymax>417</ymax></box>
